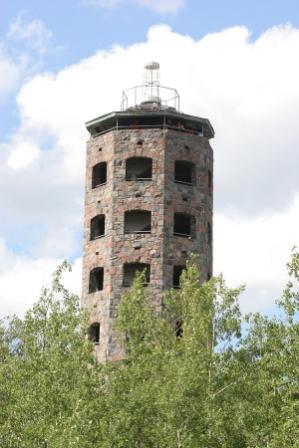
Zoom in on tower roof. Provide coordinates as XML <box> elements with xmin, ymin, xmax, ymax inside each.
<box><xmin>85</xmin><ymin>109</ymin><xmax>215</xmax><ymax>139</ymax></box>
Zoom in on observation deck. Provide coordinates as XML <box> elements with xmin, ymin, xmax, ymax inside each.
<box><xmin>85</xmin><ymin>109</ymin><xmax>215</xmax><ymax>139</ymax></box>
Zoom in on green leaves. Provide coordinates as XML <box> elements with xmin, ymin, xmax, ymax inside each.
<box><xmin>108</xmin><ymin>258</ymin><xmax>298</xmax><ymax>447</ymax></box>
<box><xmin>0</xmin><ymin>261</ymin><xmax>102</xmax><ymax>448</ymax></box>
<box><xmin>0</xmin><ymin>254</ymin><xmax>298</xmax><ymax>446</ymax></box>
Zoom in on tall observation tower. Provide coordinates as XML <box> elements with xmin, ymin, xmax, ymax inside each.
<box><xmin>82</xmin><ymin>63</ymin><xmax>214</xmax><ymax>362</ymax></box>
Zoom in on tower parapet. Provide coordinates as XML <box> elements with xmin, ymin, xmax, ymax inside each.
<box><xmin>82</xmin><ymin>63</ymin><xmax>214</xmax><ymax>362</ymax></box>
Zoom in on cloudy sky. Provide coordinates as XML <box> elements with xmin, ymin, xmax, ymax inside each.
<box><xmin>0</xmin><ymin>0</ymin><xmax>299</xmax><ymax>317</ymax></box>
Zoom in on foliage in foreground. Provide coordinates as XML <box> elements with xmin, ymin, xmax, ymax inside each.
<box><xmin>0</xmin><ymin>255</ymin><xmax>298</xmax><ymax>447</ymax></box>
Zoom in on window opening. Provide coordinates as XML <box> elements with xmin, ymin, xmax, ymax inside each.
<box><xmin>123</xmin><ymin>263</ymin><xmax>150</xmax><ymax>287</ymax></box>
<box><xmin>175</xmin><ymin>319</ymin><xmax>183</xmax><ymax>338</ymax></box>
<box><xmin>174</xmin><ymin>213</ymin><xmax>193</xmax><ymax>237</ymax></box>
<box><xmin>198</xmin><ymin>125</ymin><xmax>204</xmax><ymax>137</ymax></box>
<box><xmin>174</xmin><ymin>161</ymin><xmax>195</xmax><ymax>185</ymax></box>
<box><xmin>207</xmin><ymin>223</ymin><xmax>212</xmax><ymax>245</ymax></box>
<box><xmin>173</xmin><ymin>265</ymin><xmax>185</xmax><ymax>288</ymax></box>
<box><xmin>92</xmin><ymin>162</ymin><xmax>107</xmax><ymax>188</ymax></box>
<box><xmin>124</xmin><ymin>210</ymin><xmax>151</xmax><ymax>234</ymax></box>
<box><xmin>88</xmin><ymin>323</ymin><xmax>100</xmax><ymax>344</ymax></box>
<box><xmin>126</xmin><ymin>157</ymin><xmax>152</xmax><ymax>181</ymax></box>
<box><xmin>90</xmin><ymin>215</ymin><xmax>105</xmax><ymax>240</ymax></box>
<box><xmin>208</xmin><ymin>170</ymin><xmax>212</xmax><ymax>188</ymax></box>
<box><xmin>89</xmin><ymin>267</ymin><xmax>104</xmax><ymax>293</ymax></box>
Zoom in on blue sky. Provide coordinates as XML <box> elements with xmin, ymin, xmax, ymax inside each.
<box><xmin>1</xmin><ymin>0</ymin><xmax>299</xmax><ymax>138</ymax></box>
<box><xmin>0</xmin><ymin>0</ymin><xmax>299</xmax><ymax>316</ymax></box>
<box><xmin>1</xmin><ymin>0</ymin><xmax>299</xmax><ymax>69</ymax></box>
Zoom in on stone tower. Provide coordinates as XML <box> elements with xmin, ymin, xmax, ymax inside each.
<box><xmin>82</xmin><ymin>63</ymin><xmax>214</xmax><ymax>362</ymax></box>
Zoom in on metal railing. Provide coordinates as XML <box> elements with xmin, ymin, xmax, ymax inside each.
<box><xmin>92</xmin><ymin>123</ymin><xmax>202</xmax><ymax>138</ymax></box>
<box><xmin>126</xmin><ymin>177</ymin><xmax>152</xmax><ymax>181</ymax></box>
<box><xmin>121</xmin><ymin>84</ymin><xmax>180</xmax><ymax>112</ymax></box>
<box><xmin>124</xmin><ymin>230</ymin><xmax>151</xmax><ymax>234</ymax></box>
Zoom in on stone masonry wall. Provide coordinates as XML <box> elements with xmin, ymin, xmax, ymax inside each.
<box><xmin>163</xmin><ymin>130</ymin><xmax>213</xmax><ymax>288</ymax></box>
<box><xmin>82</xmin><ymin>131</ymin><xmax>115</xmax><ymax>362</ymax></box>
<box><xmin>107</xmin><ymin>128</ymin><xmax>166</xmax><ymax>358</ymax></box>
<box><xmin>82</xmin><ymin>125</ymin><xmax>213</xmax><ymax>362</ymax></box>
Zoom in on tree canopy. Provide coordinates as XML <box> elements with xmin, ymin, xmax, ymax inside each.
<box><xmin>0</xmin><ymin>255</ymin><xmax>298</xmax><ymax>447</ymax></box>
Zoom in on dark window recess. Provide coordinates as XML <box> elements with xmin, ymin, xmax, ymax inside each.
<box><xmin>92</xmin><ymin>162</ymin><xmax>107</xmax><ymax>188</ymax></box>
<box><xmin>88</xmin><ymin>322</ymin><xmax>100</xmax><ymax>344</ymax></box>
<box><xmin>123</xmin><ymin>263</ymin><xmax>150</xmax><ymax>287</ymax></box>
<box><xmin>208</xmin><ymin>170</ymin><xmax>212</xmax><ymax>188</ymax></box>
<box><xmin>90</xmin><ymin>215</ymin><xmax>105</xmax><ymax>239</ymax></box>
<box><xmin>174</xmin><ymin>160</ymin><xmax>195</xmax><ymax>185</ymax></box>
<box><xmin>175</xmin><ymin>319</ymin><xmax>183</xmax><ymax>338</ymax></box>
<box><xmin>207</xmin><ymin>223</ymin><xmax>212</xmax><ymax>245</ymax></box>
<box><xmin>174</xmin><ymin>213</ymin><xmax>194</xmax><ymax>237</ymax></box>
<box><xmin>124</xmin><ymin>210</ymin><xmax>151</xmax><ymax>234</ymax></box>
<box><xmin>207</xmin><ymin>272</ymin><xmax>212</xmax><ymax>281</ymax></box>
<box><xmin>173</xmin><ymin>265</ymin><xmax>185</xmax><ymax>288</ymax></box>
<box><xmin>126</xmin><ymin>157</ymin><xmax>152</xmax><ymax>181</ymax></box>
<box><xmin>89</xmin><ymin>267</ymin><xmax>104</xmax><ymax>293</ymax></box>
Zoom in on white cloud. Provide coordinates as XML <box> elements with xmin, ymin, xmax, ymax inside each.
<box><xmin>82</xmin><ymin>0</ymin><xmax>185</xmax><ymax>13</ymax></box>
<box><xmin>0</xmin><ymin>12</ymin><xmax>54</xmax><ymax>106</ymax></box>
<box><xmin>62</xmin><ymin>257</ymin><xmax>82</xmax><ymax>296</ymax></box>
<box><xmin>10</xmin><ymin>24</ymin><xmax>299</xmax><ymax>208</ymax></box>
<box><xmin>82</xmin><ymin>0</ymin><xmax>121</xmax><ymax>7</ymax></box>
<box><xmin>0</xmin><ymin>55</ymin><xmax>19</xmax><ymax>100</ymax></box>
<box><xmin>7</xmin><ymin>11</ymin><xmax>53</xmax><ymax>56</ymax></box>
<box><xmin>7</xmin><ymin>140</ymin><xmax>40</xmax><ymax>170</ymax></box>
<box><xmin>1</xmin><ymin>24</ymin><xmax>299</xmax><ymax>316</ymax></box>
<box><xmin>0</xmin><ymin>239</ymin><xmax>81</xmax><ymax>317</ymax></box>
<box><xmin>136</xmin><ymin>0</ymin><xmax>185</xmax><ymax>13</ymax></box>
<box><xmin>214</xmin><ymin>196</ymin><xmax>299</xmax><ymax>313</ymax></box>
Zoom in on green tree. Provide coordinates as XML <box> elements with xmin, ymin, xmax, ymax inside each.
<box><xmin>230</xmin><ymin>248</ymin><xmax>299</xmax><ymax>447</ymax></box>
<box><xmin>99</xmin><ymin>262</ymin><xmax>244</xmax><ymax>447</ymax></box>
<box><xmin>0</xmin><ymin>254</ymin><xmax>298</xmax><ymax>447</ymax></box>
<box><xmin>100</xmin><ymin>255</ymin><xmax>298</xmax><ymax>447</ymax></box>
<box><xmin>0</xmin><ymin>261</ymin><xmax>103</xmax><ymax>448</ymax></box>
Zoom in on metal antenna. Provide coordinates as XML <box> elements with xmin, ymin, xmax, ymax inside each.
<box><xmin>121</xmin><ymin>62</ymin><xmax>180</xmax><ymax>111</ymax></box>
<box><xmin>143</xmin><ymin>61</ymin><xmax>161</xmax><ymax>103</ymax></box>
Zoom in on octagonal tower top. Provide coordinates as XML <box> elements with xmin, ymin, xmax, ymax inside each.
<box><xmin>86</xmin><ymin>62</ymin><xmax>214</xmax><ymax>139</ymax></box>
<box><xmin>121</xmin><ymin>61</ymin><xmax>180</xmax><ymax>112</ymax></box>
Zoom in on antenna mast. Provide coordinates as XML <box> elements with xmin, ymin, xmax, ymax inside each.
<box><xmin>143</xmin><ymin>61</ymin><xmax>161</xmax><ymax>104</ymax></box>
<box><xmin>121</xmin><ymin>62</ymin><xmax>180</xmax><ymax>111</ymax></box>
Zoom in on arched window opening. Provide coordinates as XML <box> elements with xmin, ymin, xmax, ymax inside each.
<box><xmin>208</xmin><ymin>170</ymin><xmax>212</xmax><ymax>188</ymax></box>
<box><xmin>89</xmin><ymin>267</ymin><xmax>104</xmax><ymax>293</ymax></box>
<box><xmin>92</xmin><ymin>162</ymin><xmax>107</xmax><ymax>188</ymax></box>
<box><xmin>207</xmin><ymin>222</ymin><xmax>212</xmax><ymax>246</ymax></box>
<box><xmin>175</xmin><ymin>319</ymin><xmax>183</xmax><ymax>338</ymax></box>
<box><xmin>174</xmin><ymin>213</ymin><xmax>194</xmax><ymax>238</ymax></box>
<box><xmin>88</xmin><ymin>322</ymin><xmax>100</xmax><ymax>344</ymax></box>
<box><xmin>173</xmin><ymin>265</ymin><xmax>186</xmax><ymax>288</ymax></box>
<box><xmin>174</xmin><ymin>160</ymin><xmax>195</xmax><ymax>185</ymax></box>
<box><xmin>123</xmin><ymin>263</ymin><xmax>150</xmax><ymax>287</ymax></box>
<box><xmin>90</xmin><ymin>215</ymin><xmax>105</xmax><ymax>240</ymax></box>
<box><xmin>126</xmin><ymin>157</ymin><xmax>152</xmax><ymax>181</ymax></box>
<box><xmin>124</xmin><ymin>210</ymin><xmax>151</xmax><ymax>234</ymax></box>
